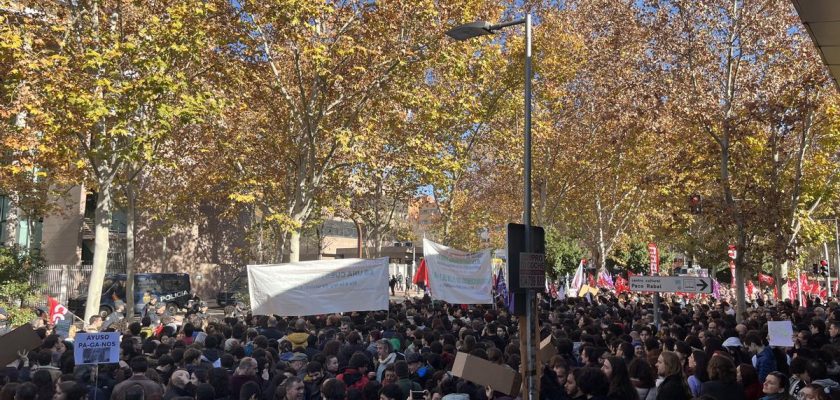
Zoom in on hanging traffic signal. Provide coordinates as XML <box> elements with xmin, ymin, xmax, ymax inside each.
<box><xmin>689</xmin><ymin>194</ymin><xmax>702</xmax><ymax>214</ymax></box>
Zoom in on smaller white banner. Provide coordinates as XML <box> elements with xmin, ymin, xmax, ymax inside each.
<box><xmin>768</xmin><ymin>321</ymin><xmax>794</xmax><ymax>348</ymax></box>
<box><xmin>248</xmin><ymin>258</ymin><xmax>390</xmax><ymax>316</ymax></box>
<box><xmin>424</xmin><ymin>239</ymin><xmax>493</xmax><ymax>304</ymax></box>
<box><xmin>74</xmin><ymin>332</ymin><xmax>120</xmax><ymax>365</ymax></box>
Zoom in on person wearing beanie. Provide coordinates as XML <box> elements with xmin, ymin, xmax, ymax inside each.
<box><xmin>337</xmin><ymin>353</ymin><xmax>371</xmax><ymax>391</ymax></box>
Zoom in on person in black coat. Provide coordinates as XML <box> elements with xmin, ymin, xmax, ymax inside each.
<box><xmin>700</xmin><ymin>353</ymin><xmax>746</xmax><ymax>400</ymax></box>
<box><xmin>655</xmin><ymin>351</ymin><xmax>691</xmax><ymax>400</ymax></box>
<box><xmin>576</xmin><ymin>367</ymin><xmax>610</xmax><ymax>400</ymax></box>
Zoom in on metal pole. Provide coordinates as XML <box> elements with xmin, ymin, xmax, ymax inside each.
<box><xmin>653</xmin><ymin>293</ymin><xmax>661</xmax><ymax>328</ymax></box>
<box><xmin>797</xmin><ymin>267</ymin><xmax>803</xmax><ymax>305</ymax></box>
<box><xmin>824</xmin><ymin>242</ymin><xmax>832</xmax><ymax>298</ymax></box>
<box><xmin>835</xmin><ymin>219</ymin><xmax>840</xmax><ymax>300</ymax></box>
<box><xmin>523</xmin><ymin>13</ymin><xmax>536</xmax><ymax>400</ymax></box>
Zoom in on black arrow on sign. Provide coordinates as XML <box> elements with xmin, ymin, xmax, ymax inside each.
<box><xmin>697</xmin><ymin>279</ymin><xmax>709</xmax><ymax>292</ymax></box>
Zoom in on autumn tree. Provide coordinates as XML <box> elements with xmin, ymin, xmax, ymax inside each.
<box><xmin>210</xmin><ymin>1</ymin><xmax>511</xmax><ymax>261</ymax></box>
<box><xmin>20</xmin><ymin>0</ymin><xmax>217</xmax><ymax>321</ymax></box>
<box><xmin>648</xmin><ymin>0</ymin><xmax>839</xmax><ymax>317</ymax></box>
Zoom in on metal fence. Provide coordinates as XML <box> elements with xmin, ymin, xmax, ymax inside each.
<box><xmin>31</xmin><ymin>264</ymin><xmax>126</xmax><ymax>307</ymax></box>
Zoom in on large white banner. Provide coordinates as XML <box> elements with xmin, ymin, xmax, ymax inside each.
<box><xmin>423</xmin><ymin>239</ymin><xmax>493</xmax><ymax>304</ymax></box>
<box><xmin>248</xmin><ymin>258</ymin><xmax>390</xmax><ymax>316</ymax></box>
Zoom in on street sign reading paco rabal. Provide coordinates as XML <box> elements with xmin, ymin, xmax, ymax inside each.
<box><xmin>518</xmin><ymin>253</ymin><xmax>546</xmax><ymax>289</ymax></box>
<box><xmin>629</xmin><ymin>276</ymin><xmax>712</xmax><ymax>294</ymax></box>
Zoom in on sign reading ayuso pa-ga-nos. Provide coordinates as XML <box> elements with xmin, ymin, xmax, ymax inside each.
<box><xmin>74</xmin><ymin>332</ymin><xmax>121</xmax><ymax>365</ymax></box>
<box><xmin>629</xmin><ymin>276</ymin><xmax>713</xmax><ymax>294</ymax></box>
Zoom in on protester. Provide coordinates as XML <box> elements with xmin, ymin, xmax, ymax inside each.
<box><xmin>654</xmin><ymin>351</ymin><xmax>690</xmax><ymax>400</ymax></box>
<box><xmin>2</xmin><ymin>274</ymin><xmax>840</xmax><ymax>400</ymax></box>
<box><xmin>702</xmin><ymin>353</ymin><xmax>745</xmax><ymax>400</ymax></box>
<box><xmin>601</xmin><ymin>357</ymin><xmax>638</xmax><ymax>400</ymax></box>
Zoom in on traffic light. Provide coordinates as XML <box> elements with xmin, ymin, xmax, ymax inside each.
<box><xmin>689</xmin><ymin>194</ymin><xmax>702</xmax><ymax>214</ymax></box>
<box><xmin>820</xmin><ymin>260</ymin><xmax>829</xmax><ymax>277</ymax></box>
<box><xmin>813</xmin><ymin>263</ymin><xmax>820</xmax><ymax>274</ymax></box>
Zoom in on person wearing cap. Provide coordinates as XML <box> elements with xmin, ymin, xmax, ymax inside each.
<box><xmin>406</xmin><ymin>353</ymin><xmax>432</xmax><ymax>386</ymax></box>
<box><xmin>289</xmin><ymin>352</ymin><xmax>309</xmax><ymax>377</ymax></box>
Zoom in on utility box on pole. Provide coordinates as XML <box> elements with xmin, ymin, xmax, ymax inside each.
<box><xmin>506</xmin><ymin>223</ymin><xmax>545</xmax><ymax>316</ymax></box>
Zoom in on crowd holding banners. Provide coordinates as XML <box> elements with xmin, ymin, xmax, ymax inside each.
<box><xmin>2</xmin><ymin>250</ymin><xmax>840</xmax><ymax>400</ymax></box>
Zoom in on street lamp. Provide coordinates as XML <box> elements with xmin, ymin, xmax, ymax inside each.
<box><xmin>447</xmin><ymin>14</ymin><xmax>535</xmax><ymax>400</ymax></box>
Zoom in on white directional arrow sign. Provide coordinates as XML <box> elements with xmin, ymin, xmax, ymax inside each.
<box><xmin>629</xmin><ymin>276</ymin><xmax>713</xmax><ymax>294</ymax></box>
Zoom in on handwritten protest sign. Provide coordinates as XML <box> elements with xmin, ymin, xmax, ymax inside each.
<box><xmin>768</xmin><ymin>321</ymin><xmax>794</xmax><ymax>348</ymax></box>
<box><xmin>74</xmin><ymin>332</ymin><xmax>120</xmax><ymax>364</ymax></box>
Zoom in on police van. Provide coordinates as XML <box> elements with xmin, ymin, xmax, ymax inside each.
<box><xmin>69</xmin><ymin>273</ymin><xmax>191</xmax><ymax>317</ymax></box>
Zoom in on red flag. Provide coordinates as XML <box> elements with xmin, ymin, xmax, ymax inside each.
<box><xmin>615</xmin><ymin>276</ymin><xmax>629</xmax><ymax>294</ymax></box>
<box><xmin>47</xmin><ymin>296</ymin><xmax>69</xmax><ymax>325</ymax></box>
<box><xmin>412</xmin><ymin>258</ymin><xmax>429</xmax><ymax>286</ymax></box>
<box><xmin>758</xmin><ymin>273</ymin><xmax>774</xmax><ymax>285</ymax></box>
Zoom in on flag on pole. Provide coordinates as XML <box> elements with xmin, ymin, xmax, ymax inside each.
<box><xmin>47</xmin><ymin>296</ymin><xmax>70</xmax><ymax>325</ymax></box>
<box><xmin>615</xmin><ymin>276</ymin><xmax>629</xmax><ymax>294</ymax></box>
<box><xmin>412</xmin><ymin>258</ymin><xmax>429</xmax><ymax>286</ymax></box>
<box><xmin>758</xmin><ymin>273</ymin><xmax>775</xmax><ymax>286</ymax></box>
<box><xmin>597</xmin><ymin>270</ymin><xmax>615</xmax><ymax>289</ymax></box>
<box><xmin>570</xmin><ymin>259</ymin><xmax>586</xmax><ymax>295</ymax></box>
<box><xmin>495</xmin><ymin>267</ymin><xmax>508</xmax><ymax>307</ymax></box>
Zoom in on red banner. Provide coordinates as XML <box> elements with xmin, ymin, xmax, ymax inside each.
<box><xmin>647</xmin><ymin>243</ymin><xmax>659</xmax><ymax>276</ymax></box>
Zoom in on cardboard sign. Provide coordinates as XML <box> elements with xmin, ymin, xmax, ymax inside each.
<box><xmin>540</xmin><ymin>336</ymin><xmax>557</xmax><ymax>361</ymax></box>
<box><xmin>451</xmin><ymin>352</ymin><xmax>521</xmax><ymax>396</ymax></box>
<box><xmin>74</xmin><ymin>332</ymin><xmax>120</xmax><ymax>364</ymax></box>
<box><xmin>0</xmin><ymin>323</ymin><xmax>42</xmax><ymax>366</ymax></box>
<box><xmin>768</xmin><ymin>321</ymin><xmax>794</xmax><ymax>348</ymax></box>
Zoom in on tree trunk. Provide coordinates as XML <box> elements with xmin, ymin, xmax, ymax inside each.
<box><xmin>125</xmin><ymin>184</ymin><xmax>136</xmax><ymax>318</ymax></box>
<box><xmin>2</xmin><ymin>205</ymin><xmax>18</xmax><ymax>247</ymax></box>
<box><xmin>83</xmin><ymin>176</ymin><xmax>113</xmax><ymax>322</ymax></box>
<box><xmin>775</xmin><ymin>260</ymin><xmax>789</xmax><ymax>301</ymax></box>
<box><xmin>289</xmin><ymin>229</ymin><xmax>301</xmax><ymax>262</ymax></box>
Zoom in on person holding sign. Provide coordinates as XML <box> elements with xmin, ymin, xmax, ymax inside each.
<box><xmin>744</xmin><ymin>332</ymin><xmax>776</xmax><ymax>384</ymax></box>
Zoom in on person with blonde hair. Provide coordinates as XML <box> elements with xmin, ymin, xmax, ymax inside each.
<box><xmin>654</xmin><ymin>351</ymin><xmax>690</xmax><ymax>400</ymax></box>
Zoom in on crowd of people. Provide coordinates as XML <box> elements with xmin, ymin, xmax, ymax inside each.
<box><xmin>2</xmin><ymin>290</ymin><xmax>840</xmax><ymax>400</ymax></box>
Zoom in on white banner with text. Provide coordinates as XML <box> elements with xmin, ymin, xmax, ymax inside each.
<box><xmin>248</xmin><ymin>258</ymin><xmax>390</xmax><ymax>316</ymax></box>
<box><xmin>423</xmin><ymin>239</ymin><xmax>493</xmax><ymax>304</ymax></box>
